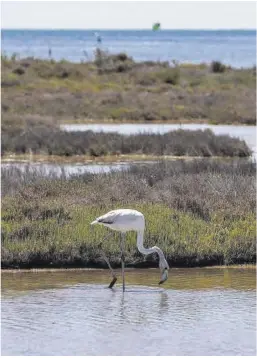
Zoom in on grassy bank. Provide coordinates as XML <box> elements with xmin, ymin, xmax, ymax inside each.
<box><xmin>2</xmin><ymin>159</ymin><xmax>256</xmax><ymax>269</ymax></box>
<box><xmin>2</xmin><ymin>124</ymin><xmax>251</xmax><ymax>157</ymax></box>
<box><xmin>2</xmin><ymin>52</ymin><xmax>256</xmax><ymax>125</ymax></box>
<box><xmin>2</xmin><ymin>153</ymin><xmax>245</xmax><ymax>164</ymax></box>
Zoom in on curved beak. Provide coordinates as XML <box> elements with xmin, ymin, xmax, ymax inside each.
<box><xmin>158</xmin><ymin>268</ymin><xmax>168</xmax><ymax>285</ymax></box>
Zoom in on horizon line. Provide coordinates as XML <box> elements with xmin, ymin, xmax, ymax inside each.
<box><xmin>2</xmin><ymin>27</ymin><xmax>256</xmax><ymax>31</ymax></box>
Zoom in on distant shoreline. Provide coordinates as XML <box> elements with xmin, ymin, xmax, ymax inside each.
<box><xmin>2</xmin><ymin>265</ymin><xmax>256</xmax><ymax>273</ymax></box>
<box><xmin>2</xmin><ymin>28</ymin><xmax>256</xmax><ymax>31</ymax></box>
<box><xmin>1</xmin><ymin>153</ymin><xmax>250</xmax><ymax>164</ymax></box>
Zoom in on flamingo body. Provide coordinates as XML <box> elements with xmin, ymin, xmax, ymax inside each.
<box><xmin>91</xmin><ymin>209</ymin><xmax>169</xmax><ymax>288</ymax></box>
<box><xmin>91</xmin><ymin>209</ymin><xmax>145</xmax><ymax>232</ymax></box>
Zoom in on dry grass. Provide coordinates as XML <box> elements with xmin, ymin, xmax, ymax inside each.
<box><xmin>1</xmin><ymin>159</ymin><xmax>256</xmax><ymax>268</ymax></box>
<box><xmin>1</xmin><ymin>53</ymin><xmax>256</xmax><ymax>125</ymax></box>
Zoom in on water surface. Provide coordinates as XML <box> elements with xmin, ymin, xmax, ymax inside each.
<box><xmin>2</xmin><ymin>29</ymin><xmax>256</xmax><ymax>67</ymax></box>
<box><xmin>2</xmin><ymin>268</ymin><xmax>256</xmax><ymax>356</ymax></box>
<box><xmin>2</xmin><ymin>124</ymin><xmax>256</xmax><ymax>176</ymax></box>
<box><xmin>1</xmin><ymin>162</ymin><xmax>130</xmax><ymax>177</ymax></box>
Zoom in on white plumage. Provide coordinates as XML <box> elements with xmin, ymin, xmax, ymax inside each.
<box><xmin>91</xmin><ymin>209</ymin><xmax>145</xmax><ymax>232</ymax></box>
<box><xmin>91</xmin><ymin>209</ymin><xmax>169</xmax><ymax>289</ymax></box>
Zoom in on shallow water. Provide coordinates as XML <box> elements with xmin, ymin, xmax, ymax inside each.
<box><xmin>2</xmin><ymin>124</ymin><xmax>255</xmax><ymax>177</ymax></box>
<box><xmin>2</xmin><ymin>268</ymin><xmax>256</xmax><ymax>356</ymax></box>
<box><xmin>1</xmin><ymin>162</ymin><xmax>130</xmax><ymax>177</ymax></box>
<box><xmin>2</xmin><ymin>29</ymin><xmax>256</xmax><ymax>67</ymax></box>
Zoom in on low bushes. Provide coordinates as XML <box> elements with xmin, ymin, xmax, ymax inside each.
<box><xmin>1</xmin><ymin>159</ymin><xmax>256</xmax><ymax>268</ymax></box>
<box><xmin>211</xmin><ymin>61</ymin><xmax>227</xmax><ymax>73</ymax></box>
<box><xmin>2</xmin><ymin>126</ymin><xmax>251</xmax><ymax>157</ymax></box>
<box><xmin>1</xmin><ymin>54</ymin><xmax>256</xmax><ymax>125</ymax></box>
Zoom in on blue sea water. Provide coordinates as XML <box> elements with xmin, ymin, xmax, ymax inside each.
<box><xmin>1</xmin><ymin>29</ymin><xmax>256</xmax><ymax>67</ymax></box>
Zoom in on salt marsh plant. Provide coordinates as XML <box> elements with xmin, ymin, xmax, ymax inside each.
<box><xmin>1</xmin><ymin>126</ymin><xmax>251</xmax><ymax>157</ymax></box>
<box><xmin>2</xmin><ymin>160</ymin><xmax>256</xmax><ymax>268</ymax></box>
<box><xmin>2</xmin><ymin>54</ymin><xmax>256</xmax><ymax>125</ymax></box>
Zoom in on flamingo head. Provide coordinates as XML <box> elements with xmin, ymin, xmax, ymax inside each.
<box><xmin>158</xmin><ymin>257</ymin><xmax>169</xmax><ymax>285</ymax></box>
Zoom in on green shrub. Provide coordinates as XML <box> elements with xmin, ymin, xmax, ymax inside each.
<box><xmin>13</xmin><ymin>67</ymin><xmax>25</xmax><ymax>75</ymax></box>
<box><xmin>211</xmin><ymin>61</ymin><xmax>226</xmax><ymax>73</ymax></box>
<box><xmin>112</xmin><ymin>53</ymin><xmax>129</xmax><ymax>62</ymax></box>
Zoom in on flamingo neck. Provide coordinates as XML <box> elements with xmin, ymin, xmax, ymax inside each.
<box><xmin>136</xmin><ymin>230</ymin><xmax>165</xmax><ymax>261</ymax></box>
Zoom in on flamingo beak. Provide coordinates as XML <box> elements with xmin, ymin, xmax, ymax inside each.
<box><xmin>158</xmin><ymin>268</ymin><xmax>168</xmax><ymax>285</ymax></box>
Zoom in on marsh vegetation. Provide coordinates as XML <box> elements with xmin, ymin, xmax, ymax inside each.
<box><xmin>1</xmin><ymin>52</ymin><xmax>256</xmax><ymax>270</ymax></box>
<box><xmin>2</xmin><ymin>52</ymin><xmax>256</xmax><ymax>125</ymax></box>
<box><xmin>2</xmin><ymin>160</ymin><xmax>255</xmax><ymax>269</ymax></box>
<box><xmin>2</xmin><ymin>123</ymin><xmax>251</xmax><ymax>158</ymax></box>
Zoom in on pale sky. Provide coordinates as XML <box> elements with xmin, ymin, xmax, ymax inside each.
<box><xmin>1</xmin><ymin>1</ymin><xmax>256</xmax><ymax>29</ymax></box>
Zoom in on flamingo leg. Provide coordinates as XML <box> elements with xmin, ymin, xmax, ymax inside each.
<box><xmin>120</xmin><ymin>232</ymin><xmax>126</xmax><ymax>292</ymax></box>
<box><xmin>98</xmin><ymin>232</ymin><xmax>117</xmax><ymax>289</ymax></box>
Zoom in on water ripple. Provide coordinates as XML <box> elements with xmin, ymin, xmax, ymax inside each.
<box><xmin>1</xmin><ymin>269</ymin><xmax>256</xmax><ymax>355</ymax></box>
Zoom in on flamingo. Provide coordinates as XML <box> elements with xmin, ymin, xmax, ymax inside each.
<box><xmin>91</xmin><ymin>209</ymin><xmax>169</xmax><ymax>291</ymax></box>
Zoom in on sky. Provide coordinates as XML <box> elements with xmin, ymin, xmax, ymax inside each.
<box><xmin>1</xmin><ymin>0</ymin><xmax>256</xmax><ymax>30</ymax></box>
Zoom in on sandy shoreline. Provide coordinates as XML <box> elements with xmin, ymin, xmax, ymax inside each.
<box><xmin>2</xmin><ymin>265</ymin><xmax>256</xmax><ymax>273</ymax></box>
<box><xmin>2</xmin><ymin>153</ymin><xmax>241</xmax><ymax>164</ymax></box>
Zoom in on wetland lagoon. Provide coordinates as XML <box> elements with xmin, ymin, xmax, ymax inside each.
<box><xmin>1</xmin><ymin>54</ymin><xmax>256</xmax><ymax>356</ymax></box>
<box><xmin>2</xmin><ymin>150</ymin><xmax>256</xmax><ymax>356</ymax></box>
<box><xmin>1</xmin><ymin>267</ymin><xmax>256</xmax><ymax>356</ymax></box>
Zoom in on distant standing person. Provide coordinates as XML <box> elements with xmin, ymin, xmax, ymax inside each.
<box><xmin>94</xmin><ymin>32</ymin><xmax>102</xmax><ymax>44</ymax></box>
<box><xmin>48</xmin><ymin>47</ymin><xmax>52</xmax><ymax>58</ymax></box>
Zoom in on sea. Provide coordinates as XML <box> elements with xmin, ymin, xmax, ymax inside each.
<box><xmin>1</xmin><ymin>29</ymin><xmax>256</xmax><ymax>68</ymax></box>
